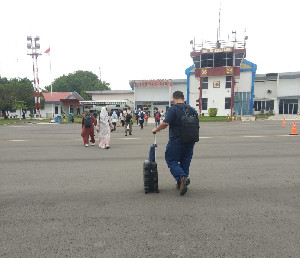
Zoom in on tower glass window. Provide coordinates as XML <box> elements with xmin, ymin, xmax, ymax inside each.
<box><xmin>225</xmin><ymin>97</ymin><xmax>231</xmax><ymax>109</ymax></box>
<box><xmin>202</xmin><ymin>98</ymin><xmax>208</xmax><ymax>110</ymax></box>
<box><xmin>226</xmin><ymin>76</ymin><xmax>232</xmax><ymax>88</ymax></box>
<box><xmin>202</xmin><ymin>77</ymin><xmax>208</xmax><ymax>89</ymax></box>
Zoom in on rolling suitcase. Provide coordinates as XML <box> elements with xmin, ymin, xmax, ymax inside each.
<box><xmin>143</xmin><ymin>134</ymin><xmax>159</xmax><ymax>194</ymax></box>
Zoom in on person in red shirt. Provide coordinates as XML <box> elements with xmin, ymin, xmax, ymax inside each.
<box><xmin>81</xmin><ymin>109</ymin><xmax>97</xmax><ymax>147</ymax></box>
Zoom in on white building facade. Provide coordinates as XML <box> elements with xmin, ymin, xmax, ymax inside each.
<box><xmin>254</xmin><ymin>72</ymin><xmax>300</xmax><ymax>115</ymax></box>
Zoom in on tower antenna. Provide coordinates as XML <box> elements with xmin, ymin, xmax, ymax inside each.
<box><xmin>216</xmin><ymin>2</ymin><xmax>222</xmax><ymax>48</ymax></box>
<box><xmin>218</xmin><ymin>2</ymin><xmax>221</xmax><ymax>40</ymax></box>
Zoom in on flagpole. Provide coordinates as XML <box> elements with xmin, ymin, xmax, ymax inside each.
<box><xmin>46</xmin><ymin>46</ymin><xmax>54</xmax><ymax>119</ymax></box>
<box><xmin>50</xmin><ymin>56</ymin><xmax>53</xmax><ymax>119</ymax></box>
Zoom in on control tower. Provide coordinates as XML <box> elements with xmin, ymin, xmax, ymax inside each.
<box><xmin>187</xmin><ymin>33</ymin><xmax>257</xmax><ymax>116</ymax></box>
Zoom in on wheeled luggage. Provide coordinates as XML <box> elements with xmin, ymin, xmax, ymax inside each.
<box><xmin>143</xmin><ymin>134</ymin><xmax>159</xmax><ymax>194</ymax></box>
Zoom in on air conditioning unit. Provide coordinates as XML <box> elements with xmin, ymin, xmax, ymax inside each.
<box><xmin>260</xmin><ymin>109</ymin><xmax>265</xmax><ymax>114</ymax></box>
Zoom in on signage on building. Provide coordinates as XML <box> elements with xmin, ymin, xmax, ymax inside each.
<box><xmin>213</xmin><ymin>81</ymin><xmax>220</xmax><ymax>88</ymax></box>
<box><xmin>202</xmin><ymin>47</ymin><xmax>233</xmax><ymax>54</ymax></box>
<box><xmin>130</xmin><ymin>79</ymin><xmax>173</xmax><ymax>88</ymax></box>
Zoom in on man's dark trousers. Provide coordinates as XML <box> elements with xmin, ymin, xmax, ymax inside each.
<box><xmin>165</xmin><ymin>137</ymin><xmax>194</xmax><ymax>183</ymax></box>
<box><xmin>140</xmin><ymin>120</ymin><xmax>144</xmax><ymax>129</ymax></box>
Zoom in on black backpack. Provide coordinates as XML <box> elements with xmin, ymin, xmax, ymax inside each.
<box><xmin>140</xmin><ymin>112</ymin><xmax>144</xmax><ymax>119</ymax></box>
<box><xmin>126</xmin><ymin>113</ymin><xmax>132</xmax><ymax>122</ymax></box>
<box><xmin>84</xmin><ymin>115</ymin><xmax>92</xmax><ymax>128</ymax></box>
<box><xmin>176</xmin><ymin>104</ymin><xmax>199</xmax><ymax>143</ymax></box>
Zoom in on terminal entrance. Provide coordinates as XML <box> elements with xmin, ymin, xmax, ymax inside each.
<box><xmin>279</xmin><ymin>99</ymin><xmax>298</xmax><ymax>114</ymax></box>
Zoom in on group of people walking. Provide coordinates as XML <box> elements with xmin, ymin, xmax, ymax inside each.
<box><xmin>81</xmin><ymin>107</ymin><xmax>165</xmax><ymax>148</ymax></box>
<box><xmin>81</xmin><ymin>107</ymin><xmax>136</xmax><ymax>149</ymax></box>
<box><xmin>81</xmin><ymin>107</ymin><xmax>112</xmax><ymax>149</ymax></box>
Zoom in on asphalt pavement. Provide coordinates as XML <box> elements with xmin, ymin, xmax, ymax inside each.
<box><xmin>0</xmin><ymin>120</ymin><xmax>299</xmax><ymax>257</ymax></box>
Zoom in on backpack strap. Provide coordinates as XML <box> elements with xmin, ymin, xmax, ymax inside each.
<box><xmin>175</xmin><ymin>104</ymin><xmax>190</xmax><ymax>116</ymax></box>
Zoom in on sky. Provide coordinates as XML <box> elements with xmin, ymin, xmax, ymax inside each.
<box><xmin>0</xmin><ymin>0</ymin><xmax>299</xmax><ymax>90</ymax></box>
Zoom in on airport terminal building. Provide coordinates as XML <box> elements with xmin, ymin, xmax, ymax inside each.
<box><xmin>86</xmin><ymin>40</ymin><xmax>300</xmax><ymax>117</ymax></box>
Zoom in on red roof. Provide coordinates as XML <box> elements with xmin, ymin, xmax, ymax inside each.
<box><xmin>43</xmin><ymin>92</ymin><xmax>73</xmax><ymax>102</ymax></box>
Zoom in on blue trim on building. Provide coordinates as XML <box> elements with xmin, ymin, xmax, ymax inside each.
<box><xmin>240</xmin><ymin>59</ymin><xmax>257</xmax><ymax>115</ymax></box>
<box><xmin>185</xmin><ymin>65</ymin><xmax>195</xmax><ymax>104</ymax></box>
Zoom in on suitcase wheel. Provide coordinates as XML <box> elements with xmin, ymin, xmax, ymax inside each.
<box><xmin>145</xmin><ymin>190</ymin><xmax>149</xmax><ymax>194</ymax></box>
<box><xmin>155</xmin><ymin>190</ymin><xmax>159</xmax><ymax>193</ymax></box>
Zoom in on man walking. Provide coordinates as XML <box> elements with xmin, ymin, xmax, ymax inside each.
<box><xmin>152</xmin><ymin>91</ymin><xmax>198</xmax><ymax>195</ymax></box>
<box><xmin>124</xmin><ymin>107</ymin><xmax>133</xmax><ymax>136</ymax></box>
<box><xmin>139</xmin><ymin>109</ymin><xmax>145</xmax><ymax>129</ymax></box>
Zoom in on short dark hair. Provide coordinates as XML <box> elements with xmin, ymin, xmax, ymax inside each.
<box><xmin>173</xmin><ymin>91</ymin><xmax>184</xmax><ymax>99</ymax></box>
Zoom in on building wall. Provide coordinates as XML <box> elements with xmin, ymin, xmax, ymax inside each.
<box><xmin>253</xmin><ymin>80</ymin><xmax>278</xmax><ymax>114</ymax></box>
<box><xmin>189</xmin><ymin>75</ymin><xmax>200</xmax><ymax>112</ymax></box>
<box><xmin>236</xmin><ymin>71</ymin><xmax>252</xmax><ymax>92</ymax></box>
<box><xmin>254</xmin><ymin>78</ymin><xmax>300</xmax><ymax>115</ymax></box>
<box><xmin>277</xmin><ymin>78</ymin><xmax>300</xmax><ymax>97</ymax></box>
<box><xmin>135</xmin><ymin>87</ymin><xmax>170</xmax><ymax>102</ymax></box>
<box><xmin>254</xmin><ymin>80</ymin><xmax>277</xmax><ymax>99</ymax></box>
<box><xmin>41</xmin><ymin>104</ymin><xmax>62</xmax><ymax>118</ymax></box>
<box><xmin>92</xmin><ymin>93</ymin><xmax>134</xmax><ymax>103</ymax></box>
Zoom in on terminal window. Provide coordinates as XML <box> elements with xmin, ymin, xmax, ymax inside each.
<box><xmin>202</xmin><ymin>77</ymin><xmax>208</xmax><ymax>89</ymax></box>
<box><xmin>225</xmin><ymin>97</ymin><xmax>231</xmax><ymax>109</ymax></box>
<box><xmin>254</xmin><ymin>100</ymin><xmax>274</xmax><ymax>111</ymax></box>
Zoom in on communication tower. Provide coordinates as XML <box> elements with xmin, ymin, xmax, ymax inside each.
<box><xmin>27</xmin><ymin>36</ymin><xmax>42</xmax><ymax>117</ymax></box>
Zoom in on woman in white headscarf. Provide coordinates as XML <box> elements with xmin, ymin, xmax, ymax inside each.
<box><xmin>97</xmin><ymin>107</ymin><xmax>111</xmax><ymax>149</ymax></box>
<box><xmin>111</xmin><ymin>111</ymin><xmax>118</xmax><ymax>131</ymax></box>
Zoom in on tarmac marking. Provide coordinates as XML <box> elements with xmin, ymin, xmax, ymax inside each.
<box><xmin>115</xmin><ymin>138</ymin><xmax>141</xmax><ymax>140</ymax></box>
<box><xmin>6</xmin><ymin>126</ymin><xmax>30</xmax><ymax>128</ymax></box>
<box><xmin>241</xmin><ymin>136</ymin><xmax>265</xmax><ymax>138</ymax></box>
<box><xmin>9</xmin><ymin>140</ymin><xmax>29</xmax><ymax>142</ymax></box>
<box><xmin>1</xmin><ymin>135</ymin><xmax>299</xmax><ymax>143</ymax></box>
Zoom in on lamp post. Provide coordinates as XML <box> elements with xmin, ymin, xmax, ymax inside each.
<box><xmin>27</xmin><ymin>36</ymin><xmax>42</xmax><ymax>118</ymax></box>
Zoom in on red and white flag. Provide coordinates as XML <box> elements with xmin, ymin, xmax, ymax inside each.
<box><xmin>44</xmin><ymin>47</ymin><xmax>50</xmax><ymax>55</ymax></box>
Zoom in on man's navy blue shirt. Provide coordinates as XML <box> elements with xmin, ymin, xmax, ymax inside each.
<box><xmin>163</xmin><ymin>103</ymin><xmax>198</xmax><ymax>139</ymax></box>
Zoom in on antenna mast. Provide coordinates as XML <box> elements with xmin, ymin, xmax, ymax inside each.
<box><xmin>219</xmin><ymin>2</ymin><xmax>221</xmax><ymax>40</ymax></box>
<box><xmin>216</xmin><ymin>2</ymin><xmax>221</xmax><ymax>48</ymax></box>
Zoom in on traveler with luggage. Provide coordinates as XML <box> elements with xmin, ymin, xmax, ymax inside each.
<box><xmin>124</xmin><ymin>107</ymin><xmax>133</xmax><ymax>136</ymax></box>
<box><xmin>81</xmin><ymin>109</ymin><xmax>97</xmax><ymax>147</ymax></box>
<box><xmin>152</xmin><ymin>91</ymin><xmax>199</xmax><ymax>195</ymax></box>
<box><xmin>154</xmin><ymin>108</ymin><xmax>161</xmax><ymax>128</ymax></box>
<box><xmin>97</xmin><ymin>107</ymin><xmax>112</xmax><ymax>149</ymax></box>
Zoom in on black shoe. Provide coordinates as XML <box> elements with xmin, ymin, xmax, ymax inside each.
<box><xmin>179</xmin><ymin>177</ymin><xmax>189</xmax><ymax>196</ymax></box>
<box><xmin>125</xmin><ymin>134</ymin><xmax>127</xmax><ymax>136</ymax></box>
<box><xmin>186</xmin><ymin>178</ymin><xmax>190</xmax><ymax>186</ymax></box>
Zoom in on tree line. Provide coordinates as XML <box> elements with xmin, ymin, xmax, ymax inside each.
<box><xmin>0</xmin><ymin>77</ymin><xmax>43</xmax><ymax>118</ymax></box>
<box><xmin>43</xmin><ymin>70</ymin><xmax>110</xmax><ymax>100</ymax></box>
<box><xmin>0</xmin><ymin>70</ymin><xmax>110</xmax><ymax>118</ymax></box>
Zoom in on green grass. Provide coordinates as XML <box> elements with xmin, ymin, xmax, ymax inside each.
<box><xmin>0</xmin><ymin>119</ymin><xmax>51</xmax><ymax>125</ymax></box>
<box><xmin>199</xmin><ymin>116</ymin><xmax>229</xmax><ymax>122</ymax></box>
